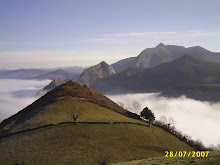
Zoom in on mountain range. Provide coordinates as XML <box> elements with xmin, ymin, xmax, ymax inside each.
<box><xmin>92</xmin><ymin>55</ymin><xmax>220</xmax><ymax>95</ymax></box>
<box><xmin>29</xmin><ymin>69</ymin><xmax>79</xmax><ymax>80</ymax></box>
<box><xmin>0</xmin><ymin>66</ymin><xmax>85</xmax><ymax>80</ymax></box>
<box><xmin>32</xmin><ymin>44</ymin><xmax>220</xmax><ymax>101</ymax></box>
<box><xmin>112</xmin><ymin>43</ymin><xmax>220</xmax><ymax>73</ymax></box>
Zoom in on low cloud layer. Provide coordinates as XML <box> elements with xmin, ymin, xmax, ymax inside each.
<box><xmin>107</xmin><ymin>93</ymin><xmax>220</xmax><ymax>147</ymax></box>
<box><xmin>0</xmin><ymin>79</ymin><xmax>51</xmax><ymax>122</ymax></box>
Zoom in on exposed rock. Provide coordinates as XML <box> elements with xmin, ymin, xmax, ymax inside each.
<box><xmin>35</xmin><ymin>78</ymin><xmax>67</xmax><ymax>97</ymax></box>
<box><xmin>74</xmin><ymin>61</ymin><xmax>116</xmax><ymax>87</ymax></box>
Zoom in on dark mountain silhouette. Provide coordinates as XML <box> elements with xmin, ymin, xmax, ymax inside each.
<box><xmin>92</xmin><ymin>55</ymin><xmax>220</xmax><ymax>94</ymax></box>
<box><xmin>112</xmin><ymin>43</ymin><xmax>220</xmax><ymax>73</ymax></box>
<box><xmin>160</xmin><ymin>84</ymin><xmax>220</xmax><ymax>102</ymax></box>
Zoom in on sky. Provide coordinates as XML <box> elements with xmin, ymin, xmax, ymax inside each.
<box><xmin>0</xmin><ymin>0</ymin><xmax>220</xmax><ymax>69</ymax></box>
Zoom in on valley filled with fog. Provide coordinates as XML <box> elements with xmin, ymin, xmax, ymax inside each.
<box><xmin>0</xmin><ymin>79</ymin><xmax>51</xmax><ymax>122</ymax></box>
<box><xmin>107</xmin><ymin>93</ymin><xmax>220</xmax><ymax>147</ymax></box>
<box><xmin>0</xmin><ymin>79</ymin><xmax>219</xmax><ymax>148</ymax></box>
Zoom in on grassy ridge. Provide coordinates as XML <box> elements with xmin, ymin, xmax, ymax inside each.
<box><xmin>0</xmin><ymin>81</ymin><xmax>132</xmax><ymax>132</ymax></box>
<box><xmin>0</xmin><ymin>124</ymin><xmax>194</xmax><ymax>165</ymax></box>
<box><xmin>5</xmin><ymin>99</ymin><xmax>145</xmax><ymax>134</ymax></box>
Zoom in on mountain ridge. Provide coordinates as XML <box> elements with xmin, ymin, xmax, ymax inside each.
<box><xmin>92</xmin><ymin>55</ymin><xmax>220</xmax><ymax>95</ymax></box>
<box><xmin>112</xmin><ymin>44</ymin><xmax>220</xmax><ymax>73</ymax></box>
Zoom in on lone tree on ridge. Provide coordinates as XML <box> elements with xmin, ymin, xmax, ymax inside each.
<box><xmin>56</xmin><ymin>99</ymin><xmax>83</xmax><ymax>124</ymax></box>
<box><xmin>140</xmin><ymin>107</ymin><xmax>155</xmax><ymax>126</ymax></box>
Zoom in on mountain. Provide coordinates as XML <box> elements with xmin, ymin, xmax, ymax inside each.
<box><xmin>0</xmin><ymin>69</ymin><xmax>49</xmax><ymax>79</ymax></box>
<box><xmin>74</xmin><ymin>61</ymin><xmax>116</xmax><ymax>87</ymax></box>
<box><xmin>40</xmin><ymin>66</ymin><xmax>86</xmax><ymax>73</ymax></box>
<box><xmin>0</xmin><ymin>66</ymin><xmax>85</xmax><ymax>79</ymax></box>
<box><xmin>0</xmin><ymin>81</ymin><xmax>193</xmax><ymax>164</ymax></box>
<box><xmin>92</xmin><ymin>55</ymin><xmax>220</xmax><ymax>94</ymax></box>
<box><xmin>35</xmin><ymin>61</ymin><xmax>116</xmax><ymax>97</ymax></box>
<box><xmin>29</xmin><ymin>69</ymin><xmax>80</xmax><ymax>80</ymax></box>
<box><xmin>160</xmin><ymin>84</ymin><xmax>220</xmax><ymax>102</ymax></box>
<box><xmin>112</xmin><ymin>43</ymin><xmax>220</xmax><ymax>73</ymax></box>
<box><xmin>35</xmin><ymin>78</ymin><xmax>68</xmax><ymax>96</ymax></box>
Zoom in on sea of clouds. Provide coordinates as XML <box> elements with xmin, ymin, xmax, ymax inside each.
<box><xmin>0</xmin><ymin>79</ymin><xmax>219</xmax><ymax>147</ymax></box>
<box><xmin>107</xmin><ymin>93</ymin><xmax>220</xmax><ymax>147</ymax></box>
<box><xmin>0</xmin><ymin>79</ymin><xmax>51</xmax><ymax>123</ymax></box>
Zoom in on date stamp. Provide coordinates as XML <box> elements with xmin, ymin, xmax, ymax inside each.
<box><xmin>165</xmin><ymin>151</ymin><xmax>209</xmax><ymax>158</ymax></box>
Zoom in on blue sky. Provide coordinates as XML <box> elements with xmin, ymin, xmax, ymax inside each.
<box><xmin>0</xmin><ymin>0</ymin><xmax>220</xmax><ymax>69</ymax></box>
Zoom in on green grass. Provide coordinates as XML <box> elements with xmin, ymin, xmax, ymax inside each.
<box><xmin>112</xmin><ymin>151</ymin><xmax>220</xmax><ymax>165</ymax></box>
<box><xmin>0</xmin><ymin>124</ymin><xmax>194</xmax><ymax>165</ymax></box>
<box><xmin>0</xmin><ymin>81</ymin><xmax>197</xmax><ymax>165</ymax></box>
<box><xmin>0</xmin><ymin>81</ymin><xmax>128</xmax><ymax>131</ymax></box>
<box><xmin>4</xmin><ymin>99</ymin><xmax>146</xmax><ymax>134</ymax></box>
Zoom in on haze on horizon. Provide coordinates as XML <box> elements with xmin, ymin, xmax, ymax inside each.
<box><xmin>1</xmin><ymin>0</ymin><xmax>220</xmax><ymax>69</ymax></box>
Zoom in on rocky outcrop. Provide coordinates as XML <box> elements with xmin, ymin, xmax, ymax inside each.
<box><xmin>74</xmin><ymin>61</ymin><xmax>116</xmax><ymax>87</ymax></box>
<box><xmin>35</xmin><ymin>78</ymin><xmax>67</xmax><ymax>96</ymax></box>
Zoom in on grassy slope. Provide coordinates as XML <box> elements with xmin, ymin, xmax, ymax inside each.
<box><xmin>0</xmin><ymin>81</ymin><xmax>131</xmax><ymax>132</ymax></box>
<box><xmin>0</xmin><ymin>124</ymin><xmax>194</xmax><ymax>165</ymax></box>
<box><xmin>0</xmin><ymin>81</ymin><xmax>196</xmax><ymax>165</ymax></box>
<box><xmin>113</xmin><ymin>151</ymin><xmax>220</xmax><ymax>165</ymax></box>
<box><xmin>5</xmin><ymin>99</ymin><xmax>145</xmax><ymax>134</ymax></box>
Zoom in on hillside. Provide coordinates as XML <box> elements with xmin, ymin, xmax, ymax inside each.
<box><xmin>0</xmin><ymin>124</ymin><xmax>194</xmax><ymax>165</ymax></box>
<box><xmin>93</xmin><ymin>55</ymin><xmax>220</xmax><ymax>94</ymax></box>
<box><xmin>112</xmin><ymin>43</ymin><xmax>220</xmax><ymax>73</ymax></box>
<box><xmin>0</xmin><ymin>81</ymin><xmax>138</xmax><ymax>134</ymax></box>
<box><xmin>0</xmin><ymin>81</ymin><xmax>194</xmax><ymax>164</ymax></box>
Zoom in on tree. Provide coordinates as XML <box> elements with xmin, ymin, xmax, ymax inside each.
<box><xmin>71</xmin><ymin>107</ymin><xmax>82</xmax><ymax>124</ymax></box>
<box><xmin>56</xmin><ymin>99</ymin><xmax>83</xmax><ymax>124</ymax></box>
<box><xmin>140</xmin><ymin>107</ymin><xmax>155</xmax><ymax>126</ymax></box>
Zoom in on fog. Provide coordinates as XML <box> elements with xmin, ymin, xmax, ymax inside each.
<box><xmin>0</xmin><ymin>79</ymin><xmax>51</xmax><ymax>122</ymax></box>
<box><xmin>107</xmin><ymin>93</ymin><xmax>220</xmax><ymax>147</ymax></box>
<box><xmin>1</xmin><ymin>80</ymin><xmax>220</xmax><ymax>147</ymax></box>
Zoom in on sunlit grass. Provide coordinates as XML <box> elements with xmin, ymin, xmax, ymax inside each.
<box><xmin>0</xmin><ymin>124</ymin><xmax>194</xmax><ymax>165</ymax></box>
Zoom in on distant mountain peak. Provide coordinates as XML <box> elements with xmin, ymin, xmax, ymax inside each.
<box><xmin>74</xmin><ymin>61</ymin><xmax>116</xmax><ymax>87</ymax></box>
<box><xmin>156</xmin><ymin>43</ymin><xmax>166</xmax><ymax>48</ymax></box>
<box><xmin>100</xmin><ymin>61</ymin><xmax>107</xmax><ymax>64</ymax></box>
